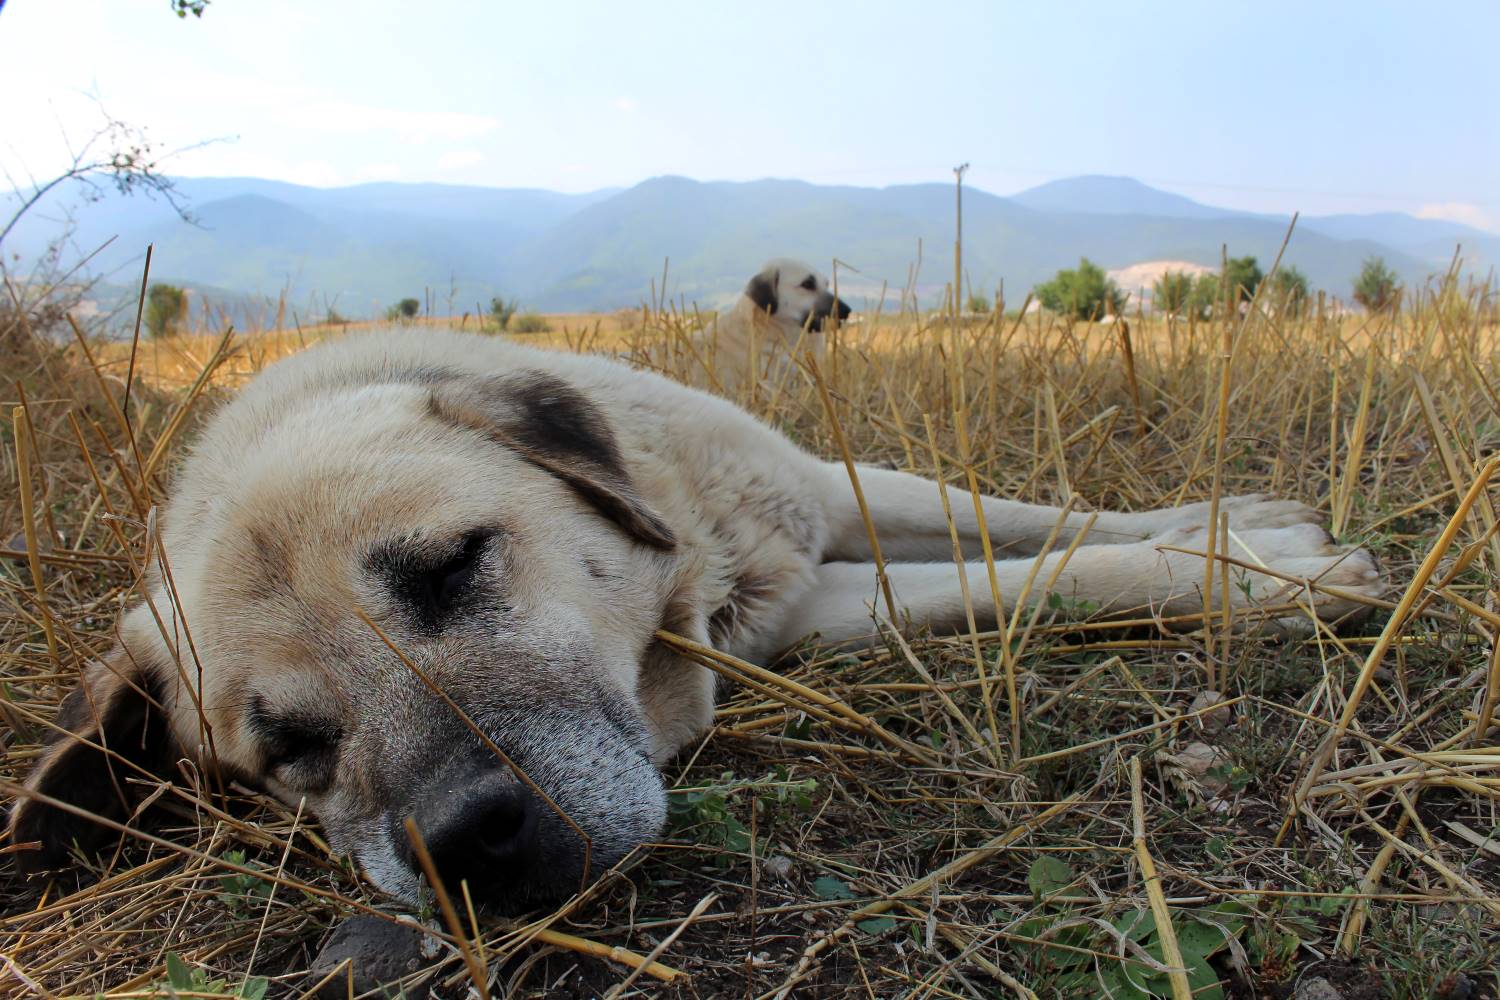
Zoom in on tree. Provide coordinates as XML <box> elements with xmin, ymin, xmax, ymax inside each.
<box><xmin>1152</xmin><ymin>271</ymin><xmax>1195</xmax><ymax>315</ymax></box>
<box><xmin>490</xmin><ymin>296</ymin><xmax>519</xmax><ymax>330</ymax></box>
<box><xmin>386</xmin><ymin>297</ymin><xmax>421</xmax><ymax>322</ymax></box>
<box><xmin>1353</xmin><ymin>257</ymin><xmax>1399</xmax><ymax>312</ymax></box>
<box><xmin>1270</xmin><ymin>266</ymin><xmax>1310</xmax><ymax>313</ymax></box>
<box><xmin>1035</xmin><ymin>258</ymin><xmax>1125</xmax><ymax>320</ymax></box>
<box><xmin>1223</xmin><ymin>256</ymin><xmax>1264</xmax><ymax>304</ymax></box>
<box><xmin>144</xmin><ymin>283</ymin><xmax>186</xmax><ymax>338</ymax></box>
<box><xmin>171</xmin><ymin>1</ymin><xmax>211</xmax><ymax>17</ymax></box>
<box><xmin>1189</xmin><ymin>273</ymin><xmax>1222</xmax><ymax>318</ymax></box>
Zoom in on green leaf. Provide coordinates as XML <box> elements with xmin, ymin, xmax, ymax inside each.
<box><xmin>1112</xmin><ymin>907</ymin><xmax>1157</xmax><ymax>943</ymax></box>
<box><xmin>812</xmin><ymin>876</ymin><xmax>855</xmax><ymax>900</ymax></box>
<box><xmin>1185</xmin><ymin>951</ymin><xmax>1226</xmax><ymax>998</ymax></box>
<box><xmin>782</xmin><ymin>715</ymin><xmax>813</xmax><ymax>740</ymax></box>
<box><xmin>165</xmin><ymin>953</ymin><xmax>192</xmax><ymax>990</ymax></box>
<box><xmin>719</xmin><ymin>815</ymin><xmax>751</xmax><ymax>853</ymax></box>
<box><xmin>1027</xmin><ymin>854</ymin><xmax>1074</xmax><ymax>898</ymax></box>
<box><xmin>241</xmin><ymin>977</ymin><xmax>269</xmax><ymax>1000</ymax></box>
<box><xmin>1176</xmin><ymin>918</ymin><xmax>1231</xmax><ymax>958</ymax></box>
<box><xmin>857</xmin><ymin>916</ymin><xmax>896</xmax><ymax>935</ymax></box>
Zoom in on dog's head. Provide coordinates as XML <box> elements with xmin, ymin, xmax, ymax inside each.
<box><xmin>9</xmin><ymin>349</ymin><xmax>708</xmax><ymax>908</ymax></box>
<box><xmin>743</xmin><ymin>258</ymin><xmax>852</xmax><ymax>332</ymax></box>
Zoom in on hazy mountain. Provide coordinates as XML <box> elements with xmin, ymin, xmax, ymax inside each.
<box><xmin>1008</xmin><ymin>176</ymin><xmax>1493</xmax><ymax>268</ymax></box>
<box><xmin>3</xmin><ymin>172</ymin><xmax>1484</xmax><ymax>320</ymax></box>
<box><xmin>1011</xmin><ymin>175</ymin><xmax>1242</xmax><ymax>220</ymax></box>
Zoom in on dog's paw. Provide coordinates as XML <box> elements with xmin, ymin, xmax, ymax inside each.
<box><xmin>1126</xmin><ymin>493</ymin><xmax>1322</xmax><ymax>540</ymax></box>
<box><xmin>1150</xmin><ymin>522</ymin><xmax>1384</xmax><ymax>628</ymax></box>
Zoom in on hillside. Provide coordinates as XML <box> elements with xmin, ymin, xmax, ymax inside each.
<box><xmin>3</xmin><ymin>173</ymin><xmax>1485</xmax><ymax>319</ymax></box>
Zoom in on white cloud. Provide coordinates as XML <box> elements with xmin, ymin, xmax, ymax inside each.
<box><xmin>612</xmin><ymin>97</ymin><xmax>639</xmax><ymax>113</ymax></box>
<box><xmin>436</xmin><ymin>150</ymin><xmax>484</xmax><ymax>171</ymax></box>
<box><xmin>1416</xmin><ymin>201</ymin><xmax>1497</xmax><ymax>232</ymax></box>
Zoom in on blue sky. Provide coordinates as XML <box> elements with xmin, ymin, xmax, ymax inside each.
<box><xmin>3</xmin><ymin>0</ymin><xmax>1497</xmax><ymax>229</ymax></box>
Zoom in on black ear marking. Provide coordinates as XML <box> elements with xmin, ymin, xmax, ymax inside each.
<box><xmin>9</xmin><ymin>651</ymin><xmax>171</xmax><ymax>870</ymax></box>
<box><xmin>428</xmin><ymin>372</ymin><xmax>677</xmax><ymax>551</ymax></box>
<box><xmin>745</xmin><ymin>269</ymin><xmax>780</xmax><ymax>315</ymax></box>
<box><xmin>500</xmin><ymin>373</ymin><xmax>628</xmax><ymax>477</ymax></box>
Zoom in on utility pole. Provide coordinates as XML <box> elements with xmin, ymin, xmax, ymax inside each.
<box><xmin>952</xmin><ymin>163</ymin><xmax>970</xmax><ymax>404</ymax></box>
<box><xmin>954</xmin><ymin>162</ymin><xmax>969</xmax><ymax>312</ymax></box>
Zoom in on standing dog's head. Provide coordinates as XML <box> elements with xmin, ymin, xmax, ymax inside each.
<box><xmin>8</xmin><ymin>343</ymin><xmax>709</xmax><ymax>909</ymax></box>
<box><xmin>743</xmin><ymin>258</ymin><xmax>852</xmax><ymax>332</ymax></box>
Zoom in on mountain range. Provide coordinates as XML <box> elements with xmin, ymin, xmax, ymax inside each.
<box><xmin>6</xmin><ymin>173</ymin><xmax>1495</xmax><ymax>321</ymax></box>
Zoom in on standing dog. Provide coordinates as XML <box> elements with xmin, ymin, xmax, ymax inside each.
<box><xmin>685</xmin><ymin>258</ymin><xmax>851</xmax><ymax>392</ymax></box>
<box><xmin>10</xmin><ymin>329</ymin><xmax>1380</xmax><ymax>907</ymax></box>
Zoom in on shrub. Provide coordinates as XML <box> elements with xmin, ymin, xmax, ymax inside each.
<box><xmin>1189</xmin><ymin>273</ymin><xmax>1224</xmax><ymax>318</ymax></box>
<box><xmin>1270</xmin><ymin>266</ymin><xmax>1310</xmax><ymax>313</ymax></box>
<box><xmin>1152</xmin><ymin>271</ymin><xmax>1195</xmax><ymax>315</ymax></box>
<box><xmin>510</xmin><ymin>311</ymin><xmax>551</xmax><ymax>334</ymax></box>
<box><xmin>1035</xmin><ymin>258</ymin><xmax>1125</xmax><ymax>320</ymax></box>
<box><xmin>144</xmin><ymin>283</ymin><xmax>187</xmax><ymax>338</ymax></box>
<box><xmin>489</xmin><ymin>296</ymin><xmax>519</xmax><ymax>331</ymax></box>
<box><xmin>385</xmin><ymin>297</ymin><xmax>421</xmax><ymax>322</ymax></box>
<box><xmin>1353</xmin><ymin>257</ymin><xmax>1399</xmax><ymax>312</ymax></box>
<box><xmin>966</xmin><ymin>292</ymin><xmax>992</xmax><ymax>315</ymax></box>
<box><xmin>1223</xmin><ymin>256</ymin><xmax>1264</xmax><ymax>304</ymax></box>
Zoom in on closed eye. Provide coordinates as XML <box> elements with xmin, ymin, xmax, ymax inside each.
<box><xmin>370</xmin><ymin>528</ymin><xmax>494</xmax><ymax>630</ymax></box>
<box><xmin>799</xmin><ymin>276</ymin><xmax>818</xmax><ymax>291</ymax></box>
<box><xmin>424</xmin><ymin>531</ymin><xmax>488</xmax><ymax>613</ymax></box>
<box><xmin>248</xmin><ymin>698</ymin><xmax>342</xmax><ymax>789</ymax></box>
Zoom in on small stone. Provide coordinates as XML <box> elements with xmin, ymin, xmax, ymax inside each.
<box><xmin>308</xmin><ymin>915</ymin><xmax>433</xmax><ymax>1000</ymax></box>
<box><xmin>1172</xmin><ymin>741</ymin><xmax>1232</xmax><ymax>795</ymax></box>
<box><xmin>1436</xmin><ymin>972</ymin><xmax>1476</xmax><ymax>1000</ymax></box>
<box><xmin>1292</xmin><ymin>976</ymin><xmax>1343</xmax><ymax>1000</ymax></box>
<box><xmin>763</xmin><ymin>855</ymin><xmax>795</xmax><ymax>882</ymax></box>
<box><xmin>1190</xmin><ymin>690</ymin><xmax>1232</xmax><ymax>730</ymax></box>
<box><xmin>4</xmin><ymin>531</ymin><xmax>51</xmax><ymax>557</ymax></box>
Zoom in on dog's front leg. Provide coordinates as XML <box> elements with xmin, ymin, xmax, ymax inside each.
<box><xmin>775</xmin><ymin>522</ymin><xmax>1382</xmax><ymax>650</ymax></box>
<box><xmin>818</xmin><ymin>462</ymin><xmax>1160</xmax><ymax>562</ymax></box>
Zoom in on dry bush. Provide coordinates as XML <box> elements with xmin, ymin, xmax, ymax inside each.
<box><xmin>3</xmin><ymin>276</ymin><xmax>1500</xmax><ymax>998</ymax></box>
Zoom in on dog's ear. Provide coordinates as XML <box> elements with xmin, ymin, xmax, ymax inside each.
<box><xmin>8</xmin><ymin>646</ymin><xmax>171</xmax><ymax>870</ymax></box>
<box><xmin>745</xmin><ymin>267</ymin><xmax>780</xmax><ymax>316</ymax></box>
<box><xmin>430</xmin><ymin>371</ymin><xmax>677</xmax><ymax>550</ymax></box>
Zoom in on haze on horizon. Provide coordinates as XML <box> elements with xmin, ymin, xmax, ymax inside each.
<box><xmin>2</xmin><ymin>0</ymin><xmax>1497</xmax><ymax>232</ymax></box>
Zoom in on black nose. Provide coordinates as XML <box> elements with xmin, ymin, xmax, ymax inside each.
<box><xmin>401</xmin><ymin>758</ymin><xmax>540</xmax><ymax>894</ymax></box>
<box><xmin>836</xmin><ymin>297</ymin><xmax>852</xmax><ymax>320</ymax></box>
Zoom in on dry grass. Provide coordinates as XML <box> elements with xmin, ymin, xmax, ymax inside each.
<box><xmin>3</xmin><ymin>274</ymin><xmax>1500</xmax><ymax>999</ymax></box>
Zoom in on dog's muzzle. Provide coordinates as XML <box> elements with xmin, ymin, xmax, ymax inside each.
<box><xmin>808</xmin><ymin>293</ymin><xmax>853</xmax><ymax>331</ymax></box>
<box><xmin>393</xmin><ymin>752</ymin><xmax>550</xmax><ymax>903</ymax></box>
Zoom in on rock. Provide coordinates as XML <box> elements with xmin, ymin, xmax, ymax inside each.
<box><xmin>1436</xmin><ymin>972</ymin><xmax>1476</xmax><ymax>1000</ymax></box>
<box><xmin>1174</xmin><ymin>741</ymin><xmax>1227</xmax><ymax>776</ymax></box>
<box><xmin>307</xmin><ymin>915</ymin><xmax>434</xmax><ymax>999</ymax></box>
<box><xmin>762</xmin><ymin>855</ymin><xmax>795</xmax><ymax>883</ymax></box>
<box><xmin>1292</xmin><ymin>976</ymin><xmax>1342</xmax><ymax>1000</ymax></box>
<box><xmin>1190</xmin><ymin>689</ymin><xmax>1232</xmax><ymax>730</ymax></box>
<box><xmin>1167</xmin><ymin>741</ymin><xmax>1233</xmax><ymax>798</ymax></box>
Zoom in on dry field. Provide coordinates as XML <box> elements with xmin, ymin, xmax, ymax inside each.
<box><xmin>3</xmin><ymin>280</ymin><xmax>1500</xmax><ymax>999</ymax></box>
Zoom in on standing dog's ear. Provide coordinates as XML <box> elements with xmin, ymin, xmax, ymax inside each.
<box><xmin>429</xmin><ymin>371</ymin><xmax>677</xmax><ymax>550</ymax></box>
<box><xmin>745</xmin><ymin>267</ymin><xmax>780</xmax><ymax>316</ymax></box>
<box><xmin>8</xmin><ymin>646</ymin><xmax>171</xmax><ymax>870</ymax></box>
